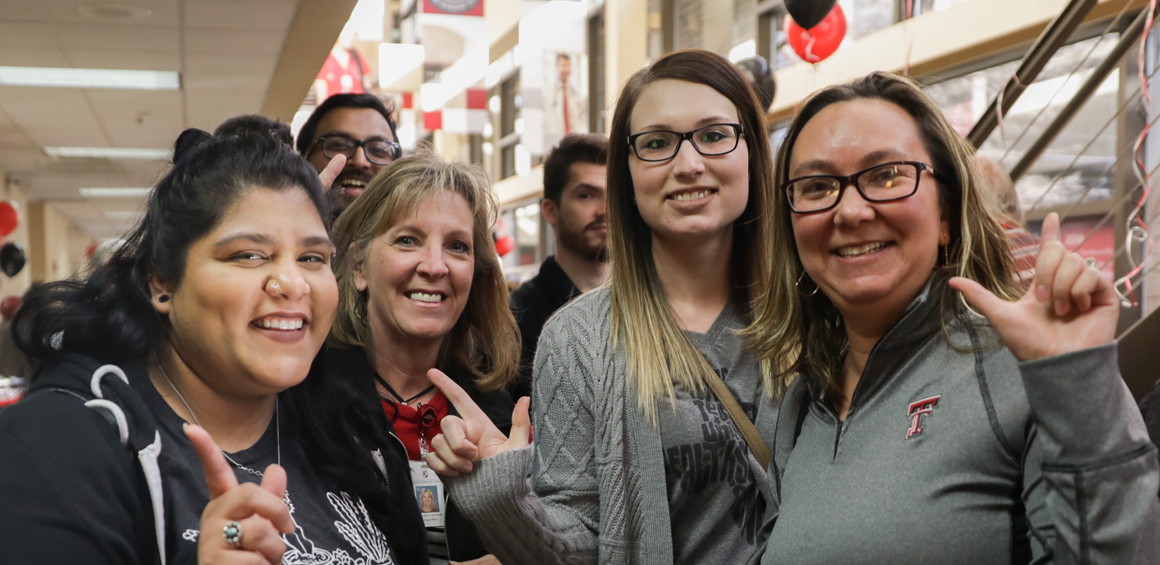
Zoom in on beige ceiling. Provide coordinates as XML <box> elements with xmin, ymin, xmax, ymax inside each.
<box><xmin>0</xmin><ymin>0</ymin><xmax>356</xmax><ymax>239</ymax></box>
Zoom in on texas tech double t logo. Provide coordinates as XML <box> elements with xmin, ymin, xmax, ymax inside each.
<box><xmin>906</xmin><ymin>395</ymin><xmax>941</xmax><ymax>439</ymax></box>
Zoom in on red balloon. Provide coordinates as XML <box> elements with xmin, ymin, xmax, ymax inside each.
<box><xmin>1</xmin><ymin>296</ymin><xmax>21</xmax><ymax>320</ymax></box>
<box><xmin>0</xmin><ymin>202</ymin><xmax>18</xmax><ymax>237</ymax></box>
<box><xmin>786</xmin><ymin>3</ymin><xmax>847</xmax><ymax>64</ymax></box>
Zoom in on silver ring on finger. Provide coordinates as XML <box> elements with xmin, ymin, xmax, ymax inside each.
<box><xmin>223</xmin><ymin>520</ymin><xmax>243</xmax><ymax>548</ymax></box>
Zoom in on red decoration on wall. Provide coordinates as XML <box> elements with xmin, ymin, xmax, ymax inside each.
<box><xmin>786</xmin><ymin>3</ymin><xmax>847</xmax><ymax>64</ymax></box>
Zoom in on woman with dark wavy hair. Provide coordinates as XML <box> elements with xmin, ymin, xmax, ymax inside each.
<box><xmin>0</xmin><ymin>126</ymin><xmax>427</xmax><ymax>564</ymax></box>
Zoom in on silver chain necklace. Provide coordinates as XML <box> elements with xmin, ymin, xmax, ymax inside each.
<box><xmin>154</xmin><ymin>354</ymin><xmax>280</xmax><ymax>477</ymax></box>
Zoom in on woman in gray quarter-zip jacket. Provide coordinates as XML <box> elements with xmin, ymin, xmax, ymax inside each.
<box><xmin>757</xmin><ymin>71</ymin><xmax>1159</xmax><ymax>564</ymax></box>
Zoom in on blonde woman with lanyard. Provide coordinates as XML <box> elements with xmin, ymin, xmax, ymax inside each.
<box><xmin>324</xmin><ymin>148</ymin><xmax>520</xmax><ymax>564</ymax></box>
<box><xmin>421</xmin><ymin>49</ymin><xmax>783</xmax><ymax>565</ymax></box>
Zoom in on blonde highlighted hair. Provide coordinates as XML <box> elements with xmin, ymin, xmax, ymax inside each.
<box><xmin>606</xmin><ymin>49</ymin><xmax>783</xmax><ymax>422</ymax></box>
<box><xmin>329</xmin><ymin>147</ymin><xmax>520</xmax><ymax>392</ymax></box>
<box><xmin>748</xmin><ymin>71</ymin><xmax>1023</xmax><ymax>399</ymax></box>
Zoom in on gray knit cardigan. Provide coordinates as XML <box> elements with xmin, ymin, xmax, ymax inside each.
<box><xmin>447</xmin><ymin>288</ymin><xmax>676</xmax><ymax>565</ymax></box>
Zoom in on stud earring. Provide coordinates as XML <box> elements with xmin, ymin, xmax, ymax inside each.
<box><xmin>158</xmin><ymin>295</ymin><xmax>170</xmax><ymax>303</ymax></box>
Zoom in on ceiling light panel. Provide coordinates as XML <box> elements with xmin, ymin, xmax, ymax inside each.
<box><xmin>0</xmin><ymin>66</ymin><xmax>180</xmax><ymax>90</ymax></box>
<box><xmin>79</xmin><ymin>187</ymin><xmax>152</xmax><ymax>198</ymax></box>
<box><xmin>44</xmin><ymin>147</ymin><xmax>171</xmax><ymax>159</ymax></box>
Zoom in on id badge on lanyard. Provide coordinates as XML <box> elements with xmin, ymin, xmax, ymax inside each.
<box><xmin>410</xmin><ymin>460</ymin><xmax>445</xmax><ymax>527</ymax></box>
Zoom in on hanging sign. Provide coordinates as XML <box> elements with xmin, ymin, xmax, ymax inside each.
<box><xmin>423</xmin><ymin>0</ymin><xmax>484</xmax><ymax>16</ymax></box>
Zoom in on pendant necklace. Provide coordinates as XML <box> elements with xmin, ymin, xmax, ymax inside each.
<box><xmin>155</xmin><ymin>353</ymin><xmax>281</xmax><ymax>479</ymax></box>
<box><xmin>375</xmin><ymin>373</ymin><xmax>440</xmax><ymax>457</ymax></box>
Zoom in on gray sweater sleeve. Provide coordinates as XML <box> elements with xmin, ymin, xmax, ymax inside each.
<box><xmin>1019</xmin><ymin>342</ymin><xmax>1160</xmax><ymax>564</ymax></box>
<box><xmin>446</xmin><ymin>299</ymin><xmax>603</xmax><ymax>565</ymax></box>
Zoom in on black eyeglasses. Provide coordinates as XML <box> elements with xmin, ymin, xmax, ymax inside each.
<box><xmin>310</xmin><ymin>134</ymin><xmax>401</xmax><ymax>166</ymax></box>
<box><xmin>627</xmin><ymin>123</ymin><xmax>745</xmax><ymax>162</ymax></box>
<box><xmin>784</xmin><ymin>161</ymin><xmax>935</xmax><ymax>214</ymax></box>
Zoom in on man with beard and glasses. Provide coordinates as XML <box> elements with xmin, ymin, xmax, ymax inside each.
<box><xmin>297</xmin><ymin>93</ymin><xmax>401</xmax><ymax>218</ymax></box>
<box><xmin>508</xmin><ymin>133</ymin><xmax>610</xmax><ymax>402</ymax></box>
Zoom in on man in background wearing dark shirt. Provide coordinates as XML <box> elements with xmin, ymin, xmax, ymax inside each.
<box><xmin>508</xmin><ymin>134</ymin><xmax>610</xmax><ymax>401</ymax></box>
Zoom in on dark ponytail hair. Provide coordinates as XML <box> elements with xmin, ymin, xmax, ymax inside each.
<box><xmin>13</xmin><ymin>127</ymin><xmax>325</xmax><ymax>363</ymax></box>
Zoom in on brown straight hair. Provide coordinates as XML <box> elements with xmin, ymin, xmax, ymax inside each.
<box><xmin>606</xmin><ymin>49</ymin><xmax>783</xmax><ymax>421</ymax></box>
<box><xmin>749</xmin><ymin>71</ymin><xmax>1023</xmax><ymax>398</ymax></box>
<box><xmin>329</xmin><ymin>147</ymin><xmax>520</xmax><ymax>392</ymax></box>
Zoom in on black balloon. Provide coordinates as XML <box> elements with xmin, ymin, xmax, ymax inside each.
<box><xmin>735</xmin><ymin>56</ymin><xmax>777</xmax><ymax>111</ymax></box>
<box><xmin>1</xmin><ymin>242</ymin><xmax>25</xmax><ymax>277</ymax></box>
<box><xmin>785</xmin><ymin>0</ymin><xmax>838</xmax><ymax>30</ymax></box>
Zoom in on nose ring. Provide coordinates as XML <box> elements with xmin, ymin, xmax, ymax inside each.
<box><xmin>266</xmin><ymin>278</ymin><xmax>282</xmax><ymax>295</ymax></box>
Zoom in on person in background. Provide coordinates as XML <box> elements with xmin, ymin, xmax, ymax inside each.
<box><xmin>975</xmin><ymin>155</ymin><xmax>1038</xmax><ymax>285</ymax></box>
<box><xmin>0</xmin><ymin>127</ymin><xmax>427</xmax><ymax>564</ymax></box>
<box><xmin>507</xmin><ymin>133</ymin><xmax>610</xmax><ymax>401</ymax></box>
<box><xmin>298</xmin><ymin>93</ymin><xmax>401</xmax><ymax>216</ymax></box>
<box><xmin>326</xmin><ymin>148</ymin><xmax>520</xmax><ymax>565</ymax></box>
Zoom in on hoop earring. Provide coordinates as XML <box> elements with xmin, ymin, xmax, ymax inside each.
<box><xmin>796</xmin><ymin>271</ymin><xmax>819</xmax><ymax>297</ymax></box>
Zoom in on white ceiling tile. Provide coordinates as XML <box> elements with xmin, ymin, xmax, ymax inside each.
<box><xmin>0</xmin><ymin>22</ymin><xmax>59</xmax><ymax>48</ymax></box>
<box><xmin>183</xmin><ymin>72</ymin><xmax>270</xmax><ymax>91</ymax></box>
<box><xmin>65</xmin><ymin>49</ymin><xmax>180</xmax><ymax>71</ymax></box>
<box><xmin>0</xmin><ymin>0</ymin><xmax>53</xmax><ymax>22</ymax></box>
<box><xmin>0</xmin><ymin>47</ymin><xmax>71</xmax><ymax>68</ymax></box>
<box><xmin>21</xmin><ymin>126</ymin><xmax>108</xmax><ymax>148</ymax></box>
<box><xmin>52</xmin><ymin>23</ymin><xmax>178</xmax><ymax>52</ymax></box>
<box><xmin>87</xmin><ymin>90</ymin><xmax>184</xmax><ymax>124</ymax></box>
<box><xmin>183</xmin><ymin>1</ymin><xmax>297</xmax><ymax>30</ymax></box>
<box><xmin>184</xmin><ymin>53</ymin><xmax>278</xmax><ymax>75</ymax></box>
<box><xmin>50</xmin><ymin>0</ymin><xmax>180</xmax><ymax>28</ymax></box>
<box><xmin>184</xmin><ymin>27</ymin><xmax>287</xmax><ymax>55</ymax></box>
<box><xmin>103</xmin><ymin>125</ymin><xmax>185</xmax><ymax>149</ymax></box>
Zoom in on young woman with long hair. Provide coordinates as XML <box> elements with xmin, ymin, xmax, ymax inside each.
<box><xmin>422</xmin><ymin>48</ymin><xmax>784</xmax><ymax>565</ymax></box>
<box><xmin>754</xmin><ymin>71</ymin><xmax>1158</xmax><ymax>563</ymax></box>
<box><xmin>0</xmin><ymin>127</ymin><xmax>427</xmax><ymax>564</ymax></box>
<box><xmin>322</xmin><ymin>148</ymin><xmax>520</xmax><ymax>564</ymax></box>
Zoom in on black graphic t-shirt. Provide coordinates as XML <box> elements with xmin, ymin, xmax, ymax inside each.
<box><xmin>658</xmin><ymin>298</ymin><xmax>774</xmax><ymax>565</ymax></box>
<box><xmin>133</xmin><ymin>375</ymin><xmax>398</xmax><ymax>565</ymax></box>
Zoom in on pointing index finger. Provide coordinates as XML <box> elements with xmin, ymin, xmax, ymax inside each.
<box><xmin>184</xmin><ymin>423</ymin><xmax>238</xmax><ymax>499</ymax></box>
<box><xmin>428</xmin><ymin>368</ymin><xmax>488</xmax><ymax>426</ymax></box>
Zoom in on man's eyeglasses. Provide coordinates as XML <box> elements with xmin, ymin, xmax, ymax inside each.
<box><xmin>311</xmin><ymin>134</ymin><xmax>401</xmax><ymax>166</ymax></box>
<box><xmin>784</xmin><ymin>161</ymin><xmax>935</xmax><ymax>214</ymax></box>
<box><xmin>628</xmin><ymin>123</ymin><xmax>745</xmax><ymax>162</ymax></box>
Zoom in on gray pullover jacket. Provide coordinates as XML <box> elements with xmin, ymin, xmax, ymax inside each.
<box><xmin>762</xmin><ymin>276</ymin><xmax>1160</xmax><ymax>564</ymax></box>
<box><xmin>447</xmin><ymin>288</ymin><xmax>777</xmax><ymax>565</ymax></box>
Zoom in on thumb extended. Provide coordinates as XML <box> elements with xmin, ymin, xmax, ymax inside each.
<box><xmin>259</xmin><ymin>464</ymin><xmax>293</xmax><ymax>533</ymax></box>
<box><xmin>948</xmin><ymin>276</ymin><xmax>1011</xmax><ymax>325</ymax></box>
<box><xmin>508</xmin><ymin>397</ymin><xmax>531</xmax><ymax>450</ymax></box>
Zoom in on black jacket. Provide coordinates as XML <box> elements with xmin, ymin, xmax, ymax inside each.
<box><xmin>508</xmin><ymin>255</ymin><xmax>580</xmax><ymax>401</ymax></box>
<box><xmin>0</xmin><ymin>352</ymin><xmax>428</xmax><ymax>564</ymax></box>
<box><xmin>319</xmin><ymin>346</ymin><xmax>514</xmax><ymax>561</ymax></box>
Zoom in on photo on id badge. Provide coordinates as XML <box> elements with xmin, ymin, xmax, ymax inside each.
<box><xmin>411</xmin><ymin>460</ymin><xmax>445</xmax><ymax>527</ymax></box>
